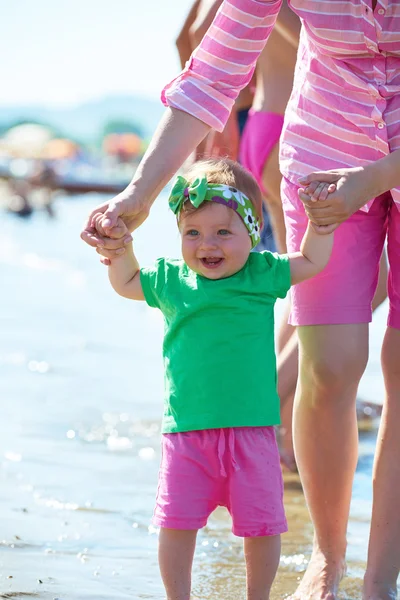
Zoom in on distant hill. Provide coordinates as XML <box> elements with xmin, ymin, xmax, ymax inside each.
<box><xmin>0</xmin><ymin>94</ymin><xmax>165</xmax><ymax>144</ymax></box>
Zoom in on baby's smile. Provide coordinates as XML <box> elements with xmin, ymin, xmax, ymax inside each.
<box><xmin>200</xmin><ymin>257</ymin><xmax>225</xmax><ymax>269</ymax></box>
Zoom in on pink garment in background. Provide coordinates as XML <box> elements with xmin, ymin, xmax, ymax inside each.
<box><xmin>239</xmin><ymin>109</ymin><xmax>284</xmax><ymax>194</ymax></box>
<box><xmin>162</xmin><ymin>0</ymin><xmax>400</xmax><ymax>209</ymax></box>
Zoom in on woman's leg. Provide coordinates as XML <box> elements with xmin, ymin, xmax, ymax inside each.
<box><xmin>364</xmin><ymin>203</ymin><xmax>400</xmax><ymax>600</ymax></box>
<box><xmin>158</xmin><ymin>528</ymin><xmax>198</xmax><ymax>600</ymax></box>
<box><xmin>363</xmin><ymin>327</ymin><xmax>400</xmax><ymax>600</ymax></box>
<box><xmin>244</xmin><ymin>535</ymin><xmax>281</xmax><ymax>600</ymax></box>
<box><xmin>289</xmin><ymin>323</ymin><xmax>369</xmax><ymax>600</ymax></box>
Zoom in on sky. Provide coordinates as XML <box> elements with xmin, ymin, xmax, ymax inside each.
<box><xmin>2</xmin><ymin>0</ymin><xmax>190</xmax><ymax>107</ymax></box>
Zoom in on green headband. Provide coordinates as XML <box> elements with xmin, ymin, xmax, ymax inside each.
<box><xmin>168</xmin><ymin>175</ymin><xmax>261</xmax><ymax>248</ymax></box>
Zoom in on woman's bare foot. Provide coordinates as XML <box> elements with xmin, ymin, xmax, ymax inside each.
<box><xmin>287</xmin><ymin>549</ymin><xmax>346</xmax><ymax>600</ymax></box>
<box><xmin>363</xmin><ymin>580</ymin><xmax>398</xmax><ymax>600</ymax></box>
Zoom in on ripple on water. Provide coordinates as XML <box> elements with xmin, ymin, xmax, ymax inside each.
<box><xmin>74</xmin><ymin>412</ymin><xmax>160</xmax><ymax>456</ymax></box>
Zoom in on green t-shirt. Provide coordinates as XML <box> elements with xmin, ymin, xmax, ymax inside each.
<box><xmin>140</xmin><ymin>252</ymin><xmax>291</xmax><ymax>433</ymax></box>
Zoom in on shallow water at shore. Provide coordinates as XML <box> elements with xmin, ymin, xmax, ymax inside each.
<box><xmin>0</xmin><ymin>194</ymin><xmax>393</xmax><ymax>599</ymax></box>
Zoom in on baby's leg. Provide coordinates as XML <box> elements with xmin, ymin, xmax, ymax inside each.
<box><xmin>158</xmin><ymin>527</ymin><xmax>198</xmax><ymax>600</ymax></box>
<box><xmin>244</xmin><ymin>535</ymin><xmax>281</xmax><ymax>600</ymax></box>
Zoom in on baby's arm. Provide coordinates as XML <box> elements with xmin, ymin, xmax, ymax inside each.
<box><xmin>288</xmin><ymin>222</ymin><xmax>334</xmax><ymax>285</ymax></box>
<box><xmin>107</xmin><ymin>242</ymin><xmax>144</xmax><ymax>301</ymax></box>
<box><xmin>93</xmin><ymin>215</ymin><xmax>144</xmax><ymax>301</ymax></box>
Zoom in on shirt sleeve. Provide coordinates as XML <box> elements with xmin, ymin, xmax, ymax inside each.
<box><xmin>161</xmin><ymin>0</ymin><xmax>282</xmax><ymax>132</ymax></box>
<box><xmin>261</xmin><ymin>251</ymin><xmax>291</xmax><ymax>299</ymax></box>
<box><xmin>140</xmin><ymin>258</ymin><xmax>167</xmax><ymax>309</ymax></box>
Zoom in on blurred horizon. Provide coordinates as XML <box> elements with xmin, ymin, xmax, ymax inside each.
<box><xmin>2</xmin><ymin>0</ymin><xmax>189</xmax><ymax>108</ymax></box>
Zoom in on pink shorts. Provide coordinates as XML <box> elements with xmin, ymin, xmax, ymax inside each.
<box><xmin>282</xmin><ymin>177</ymin><xmax>400</xmax><ymax>328</ymax></box>
<box><xmin>239</xmin><ymin>109</ymin><xmax>284</xmax><ymax>194</ymax></box>
<box><xmin>153</xmin><ymin>427</ymin><xmax>287</xmax><ymax>537</ymax></box>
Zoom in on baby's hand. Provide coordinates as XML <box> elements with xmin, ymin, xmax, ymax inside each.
<box><xmin>301</xmin><ymin>180</ymin><xmax>337</xmax><ymax>202</ymax></box>
<box><xmin>92</xmin><ymin>213</ymin><xmax>129</xmax><ymax>238</ymax></box>
<box><xmin>92</xmin><ymin>214</ymin><xmax>131</xmax><ymax>265</ymax></box>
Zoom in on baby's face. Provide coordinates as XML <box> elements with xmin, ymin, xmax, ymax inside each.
<box><xmin>179</xmin><ymin>202</ymin><xmax>252</xmax><ymax>279</ymax></box>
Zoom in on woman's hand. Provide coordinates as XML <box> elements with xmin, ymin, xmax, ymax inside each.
<box><xmin>298</xmin><ymin>165</ymin><xmax>380</xmax><ymax>234</ymax></box>
<box><xmin>80</xmin><ymin>185</ymin><xmax>150</xmax><ymax>260</ymax></box>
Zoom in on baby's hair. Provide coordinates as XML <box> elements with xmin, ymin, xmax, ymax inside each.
<box><xmin>180</xmin><ymin>158</ymin><xmax>264</xmax><ymax>228</ymax></box>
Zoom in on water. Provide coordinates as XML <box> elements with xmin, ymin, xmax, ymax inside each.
<box><xmin>0</xmin><ymin>193</ymin><xmax>391</xmax><ymax>599</ymax></box>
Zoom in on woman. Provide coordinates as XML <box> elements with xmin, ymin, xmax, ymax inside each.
<box><xmin>82</xmin><ymin>2</ymin><xmax>400</xmax><ymax>598</ymax></box>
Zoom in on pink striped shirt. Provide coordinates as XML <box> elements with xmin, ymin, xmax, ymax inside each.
<box><xmin>162</xmin><ymin>0</ymin><xmax>400</xmax><ymax>208</ymax></box>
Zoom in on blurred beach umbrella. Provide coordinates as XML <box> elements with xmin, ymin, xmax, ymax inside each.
<box><xmin>2</xmin><ymin>123</ymin><xmax>54</xmax><ymax>157</ymax></box>
<box><xmin>102</xmin><ymin>132</ymin><xmax>142</xmax><ymax>159</ymax></box>
<box><xmin>42</xmin><ymin>138</ymin><xmax>79</xmax><ymax>160</ymax></box>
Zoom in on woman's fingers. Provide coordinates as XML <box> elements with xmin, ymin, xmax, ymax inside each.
<box><xmin>92</xmin><ymin>234</ymin><xmax>132</xmax><ymax>250</ymax></box>
<box><xmin>299</xmin><ymin>190</ymin><xmax>334</xmax><ymax>209</ymax></box>
<box><xmin>310</xmin><ymin>222</ymin><xmax>340</xmax><ymax>235</ymax></box>
<box><xmin>303</xmin><ymin>204</ymin><xmax>338</xmax><ymax>218</ymax></box>
<box><xmin>306</xmin><ymin>213</ymin><xmax>339</xmax><ymax>226</ymax></box>
<box><xmin>80</xmin><ymin>228</ymin><xmax>104</xmax><ymax>248</ymax></box>
<box><xmin>96</xmin><ymin>247</ymin><xmax>126</xmax><ymax>259</ymax></box>
<box><xmin>298</xmin><ymin>170</ymin><xmax>341</xmax><ymax>186</ymax></box>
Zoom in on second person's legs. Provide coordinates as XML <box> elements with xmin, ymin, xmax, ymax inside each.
<box><xmin>282</xmin><ymin>181</ymin><xmax>388</xmax><ymax>599</ymax></box>
<box><xmin>364</xmin><ymin>199</ymin><xmax>400</xmax><ymax>600</ymax></box>
<box><xmin>291</xmin><ymin>323</ymin><xmax>368</xmax><ymax>600</ymax></box>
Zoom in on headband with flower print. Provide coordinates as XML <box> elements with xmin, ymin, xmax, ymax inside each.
<box><xmin>168</xmin><ymin>175</ymin><xmax>261</xmax><ymax>248</ymax></box>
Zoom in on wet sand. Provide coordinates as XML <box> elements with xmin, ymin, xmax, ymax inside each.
<box><xmin>0</xmin><ymin>195</ymin><xmax>392</xmax><ymax>599</ymax></box>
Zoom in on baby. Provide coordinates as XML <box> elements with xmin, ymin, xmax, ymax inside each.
<box><xmin>92</xmin><ymin>158</ymin><xmax>333</xmax><ymax>600</ymax></box>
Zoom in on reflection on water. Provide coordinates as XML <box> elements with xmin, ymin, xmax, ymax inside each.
<box><xmin>0</xmin><ymin>196</ymin><xmax>392</xmax><ymax>599</ymax></box>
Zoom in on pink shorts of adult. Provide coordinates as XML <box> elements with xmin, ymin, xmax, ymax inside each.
<box><xmin>153</xmin><ymin>427</ymin><xmax>287</xmax><ymax>538</ymax></box>
<box><xmin>282</xmin><ymin>177</ymin><xmax>400</xmax><ymax>328</ymax></box>
<box><xmin>239</xmin><ymin>109</ymin><xmax>284</xmax><ymax>194</ymax></box>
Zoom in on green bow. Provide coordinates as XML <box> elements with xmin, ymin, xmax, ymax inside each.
<box><xmin>168</xmin><ymin>175</ymin><xmax>209</xmax><ymax>215</ymax></box>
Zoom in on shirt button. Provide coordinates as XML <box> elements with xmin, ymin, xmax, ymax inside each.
<box><xmin>378</xmin><ymin>8</ymin><xmax>385</xmax><ymax>14</ymax></box>
<box><xmin>377</xmin><ymin>122</ymin><xmax>385</xmax><ymax>129</ymax></box>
